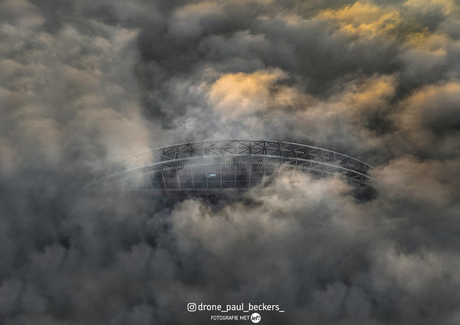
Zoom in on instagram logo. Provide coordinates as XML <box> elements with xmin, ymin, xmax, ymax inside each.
<box><xmin>187</xmin><ymin>303</ymin><xmax>197</xmax><ymax>312</ymax></box>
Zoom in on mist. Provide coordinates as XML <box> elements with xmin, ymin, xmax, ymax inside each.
<box><xmin>1</xmin><ymin>0</ymin><xmax>460</xmax><ymax>324</ymax></box>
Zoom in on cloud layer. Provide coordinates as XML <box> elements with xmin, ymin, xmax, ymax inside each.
<box><xmin>1</xmin><ymin>0</ymin><xmax>460</xmax><ymax>324</ymax></box>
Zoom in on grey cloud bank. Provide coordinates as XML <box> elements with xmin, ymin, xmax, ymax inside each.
<box><xmin>0</xmin><ymin>0</ymin><xmax>460</xmax><ymax>324</ymax></box>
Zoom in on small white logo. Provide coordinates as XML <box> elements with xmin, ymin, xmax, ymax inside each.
<box><xmin>187</xmin><ymin>303</ymin><xmax>197</xmax><ymax>312</ymax></box>
<box><xmin>251</xmin><ymin>312</ymin><xmax>261</xmax><ymax>323</ymax></box>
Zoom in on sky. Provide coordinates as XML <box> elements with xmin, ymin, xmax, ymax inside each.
<box><xmin>0</xmin><ymin>0</ymin><xmax>460</xmax><ymax>324</ymax></box>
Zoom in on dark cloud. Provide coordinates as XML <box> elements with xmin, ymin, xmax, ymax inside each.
<box><xmin>1</xmin><ymin>0</ymin><xmax>460</xmax><ymax>324</ymax></box>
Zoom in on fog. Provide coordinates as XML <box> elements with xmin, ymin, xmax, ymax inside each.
<box><xmin>1</xmin><ymin>0</ymin><xmax>460</xmax><ymax>324</ymax></box>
